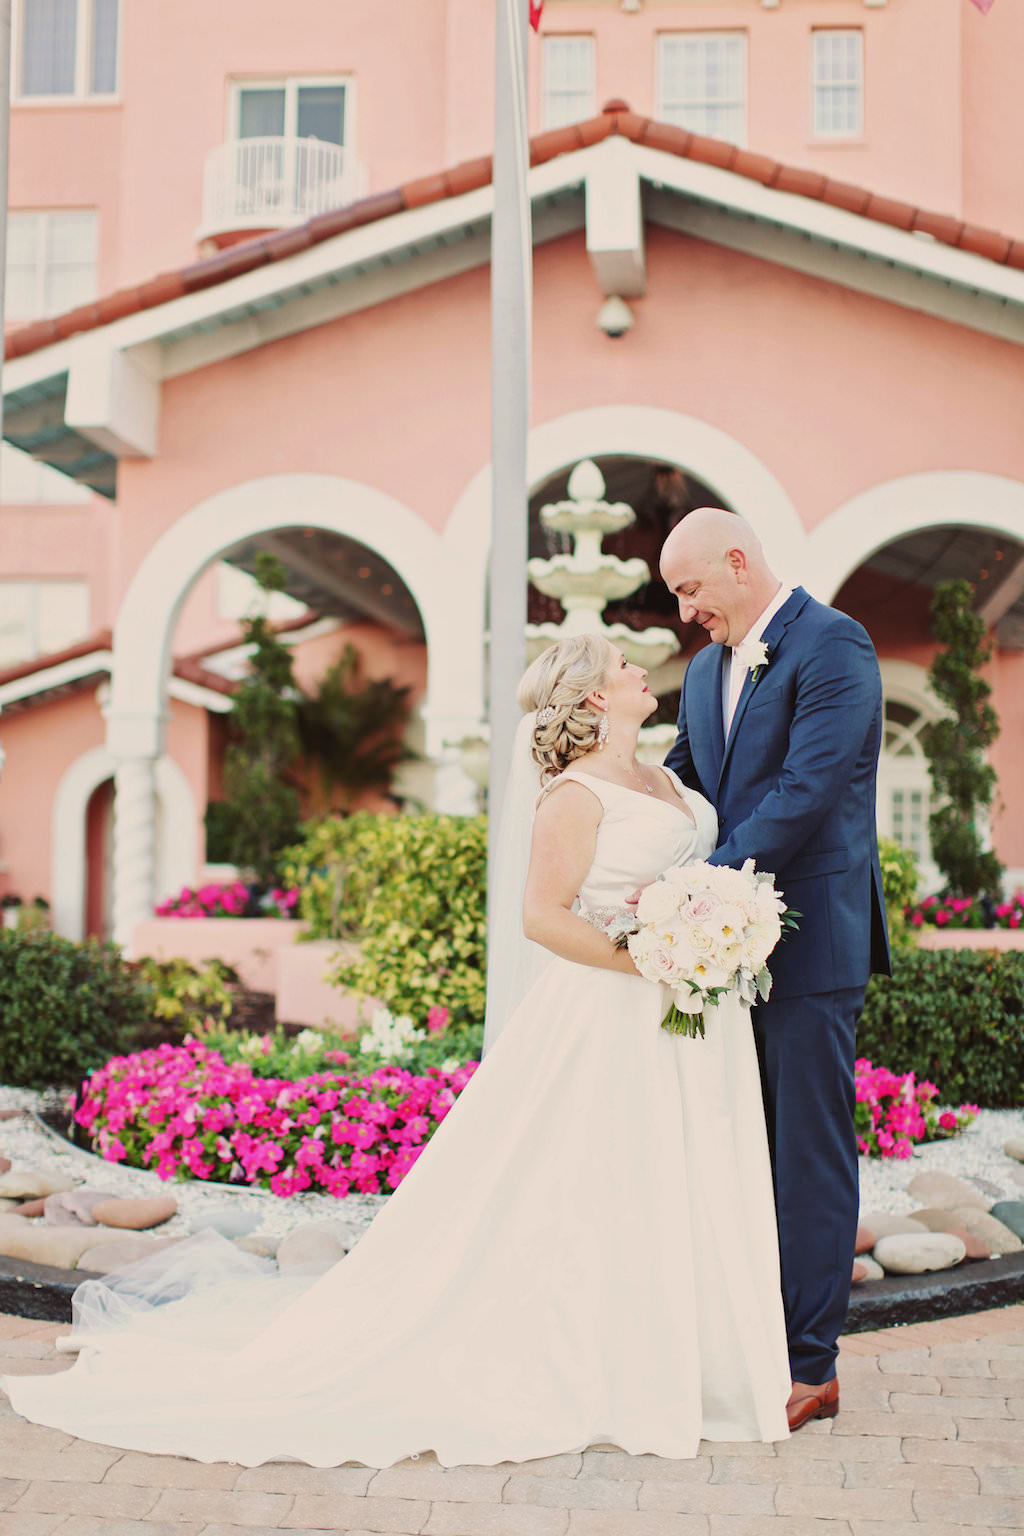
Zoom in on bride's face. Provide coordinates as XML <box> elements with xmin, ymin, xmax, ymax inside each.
<box><xmin>596</xmin><ymin>647</ymin><xmax>658</xmax><ymax>724</ymax></box>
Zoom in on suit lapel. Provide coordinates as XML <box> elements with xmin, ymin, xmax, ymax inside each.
<box><xmin>717</xmin><ymin>587</ymin><xmax>810</xmax><ymax>791</ymax></box>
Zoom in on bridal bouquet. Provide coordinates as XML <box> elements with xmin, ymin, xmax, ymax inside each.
<box><xmin>615</xmin><ymin>859</ymin><xmax>797</xmax><ymax>1038</ymax></box>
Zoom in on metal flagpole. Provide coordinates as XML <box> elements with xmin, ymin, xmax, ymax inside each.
<box><xmin>487</xmin><ymin>0</ymin><xmax>532</xmax><ymax>892</ymax></box>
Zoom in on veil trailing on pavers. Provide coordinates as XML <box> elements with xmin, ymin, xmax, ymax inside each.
<box><xmin>482</xmin><ymin>710</ymin><xmax>553</xmax><ymax>1054</ymax></box>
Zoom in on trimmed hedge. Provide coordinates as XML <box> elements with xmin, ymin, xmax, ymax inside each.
<box><xmin>857</xmin><ymin>948</ymin><xmax>1024</xmax><ymax>1107</ymax></box>
<box><xmin>0</xmin><ymin>929</ymin><xmax>150</xmax><ymax>1089</ymax></box>
<box><xmin>283</xmin><ymin>812</ymin><xmax>487</xmax><ymax>1029</ymax></box>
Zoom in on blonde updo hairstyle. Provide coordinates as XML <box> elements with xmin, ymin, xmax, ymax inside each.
<box><xmin>517</xmin><ymin>633</ymin><xmax>615</xmax><ymax>784</ymax></box>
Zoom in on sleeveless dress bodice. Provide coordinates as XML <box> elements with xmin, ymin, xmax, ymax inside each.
<box><xmin>552</xmin><ymin>765</ymin><xmax>719</xmax><ymax>919</ymax></box>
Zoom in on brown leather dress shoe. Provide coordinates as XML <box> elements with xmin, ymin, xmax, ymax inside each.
<box><xmin>787</xmin><ymin>1376</ymin><xmax>839</xmax><ymax>1432</ymax></box>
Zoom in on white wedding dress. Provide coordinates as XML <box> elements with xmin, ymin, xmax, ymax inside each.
<box><xmin>3</xmin><ymin>767</ymin><xmax>790</xmax><ymax>1465</ymax></box>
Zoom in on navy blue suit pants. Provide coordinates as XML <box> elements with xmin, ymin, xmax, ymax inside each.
<box><xmin>753</xmin><ymin>985</ymin><xmax>864</xmax><ymax>1385</ymax></box>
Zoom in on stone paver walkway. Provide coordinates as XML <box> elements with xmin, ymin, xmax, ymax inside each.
<box><xmin>0</xmin><ymin>1305</ymin><xmax>1021</xmax><ymax>1535</ymax></box>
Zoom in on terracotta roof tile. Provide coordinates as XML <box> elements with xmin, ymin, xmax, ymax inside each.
<box><xmin>772</xmin><ymin>165</ymin><xmax>827</xmax><ymax>200</ymax></box>
<box><xmin>400</xmin><ymin>172</ymin><xmax>452</xmax><ymax>211</ymax></box>
<box><xmin>958</xmin><ymin>225</ymin><xmax>1012</xmax><ymax>263</ymax></box>
<box><xmin>911</xmin><ymin>210</ymin><xmax>965</xmax><ymax>245</ymax></box>
<box><xmin>0</xmin><ymin>631</ymin><xmax>113</xmax><ymax>688</ymax></box>
<box><xmin>863</xmin><ymin>194</ymin><xmax>917</xmax><ymax>232</ymax></box>
<box><xmin>6</xmin><ymin>104</ymin><xmax>1024</xmax><ymax>367</ymax></box>
<box><xmin>821</xmin><ymin>178</ymin><xmax>873</xmax><ymax>217</ymax></box>
<box><xmin>638</xmin><ymin>120</ymin><xmax>693</xmax><ymax>158</ymax></box>
<box><xmin>730</xmin><ymin>149</ymin><xmax>778</xmax><ymax>188</ymax></box>
<box><xmin>687</xmin><ymin>134</ymin><xmax>738</xmax><ymax>172</ymax></box>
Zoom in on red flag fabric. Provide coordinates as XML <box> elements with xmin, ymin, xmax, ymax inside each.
<box><xmin>967</xmin><ymin>0</ymin><xmax>996</xmax><ymax>14</ymax></box>
<box><xmin>530</xmin><ymin>1</ymin><xmax>543</xmax><ymax>31</ymax></box>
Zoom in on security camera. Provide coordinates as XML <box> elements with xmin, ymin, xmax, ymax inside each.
<box><xmin>597</xmin><ymin>295</ymin><xmax>634</xmax><ymax>339</ymax></box>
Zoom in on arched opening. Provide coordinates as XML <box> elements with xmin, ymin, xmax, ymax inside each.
<box><xmin>831</xmin><ymin>523</ymin><xmax>1024</xmax><ymax>888</ymax></box>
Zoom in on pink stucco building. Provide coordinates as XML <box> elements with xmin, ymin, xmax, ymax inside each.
<box><xmin>1</xmin><ymin>0</ymin><xmax>1022</xmax><ymax>947</ymax></box>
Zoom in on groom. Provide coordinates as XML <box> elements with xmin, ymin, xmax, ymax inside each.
<box><xmin>661</xmin><ymin>508</ymin><xmax>890</xmax><ymax>1431</ymax></box>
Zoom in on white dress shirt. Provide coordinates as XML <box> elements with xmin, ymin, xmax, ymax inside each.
<box><xmin>723</xmin><ymin>584</ymin><xmax>793</xmax><ymax>736</ymax></box>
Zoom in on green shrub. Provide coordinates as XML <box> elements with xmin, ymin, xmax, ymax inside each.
<box><xmin>0</xmin><ymin>929</ymin><xmax>151</xmax><ymax>1089</ymax></box>
<box><xmin>282</xmin><ymin>812</ymin><xmax>487</xmax><ymax>1028</ymax></box>
<box><xmin>877</xmin><ymin>836</ymin><xmax>920</xmax><ymax>950</ymax></box>
<box><xmin>135</xmin><ymin>956</ymin><xmax>238</xmax><ymax>1036</ymax></box>
<box><xmin>858</xmin><ymin>948</ymin><xmax>1024</xmax><ymax>1107</ymax></box>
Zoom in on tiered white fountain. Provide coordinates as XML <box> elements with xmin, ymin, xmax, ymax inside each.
<box><xmin>525</xmin><ymin>458</ymin><xmax>680</xmax><ymax>672</ymax></box>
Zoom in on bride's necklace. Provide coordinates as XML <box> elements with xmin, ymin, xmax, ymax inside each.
<box><xmin>606</xmin><ymin>756</ymin><xmax>655</xmax><ymax>795</ymax></box>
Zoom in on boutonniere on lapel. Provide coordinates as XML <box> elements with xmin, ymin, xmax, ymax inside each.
<box><xmin>734</xmin><ymin>638</ymin><xmax>771</xmax><ymax>684</ymax></box>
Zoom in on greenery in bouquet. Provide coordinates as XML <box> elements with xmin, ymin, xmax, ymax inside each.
<box><xmin>855</xmin><ymin>1058</ymin><xmax>978</xmax><ymax>1159</ymax></box>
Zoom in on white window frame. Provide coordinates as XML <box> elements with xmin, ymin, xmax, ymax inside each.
<box><xmin>0</xmin><ymin>580</ymin><xmax>91</xmax><ymax>667</ymax></box>
<box><xmin>12</xmin><ymin>0</ymin><xmax>121</xmax><ymax>105</ymax></box>
<box><xmin>811</xmin><ymin>28</ymin><xmax>864</xmax><ymax>140</ymax></box>
<box><xmin>6</xmin><ymin>208</ymin><xmax>98</xmax><ymax>323</ymax></box>
<box><xmin>541</xmin><ymin>35</ymin><xmax>595</xmax><ymax>131</ymax></box>
<box><xmin>655</xmin><ymin>31</ymin><xmax>748</xmax><ymax>149</ymax></box>
<box><xmin>228</xmin><ymin>76</ymin><xmax>354</xmax><ymax>147</ymax></box>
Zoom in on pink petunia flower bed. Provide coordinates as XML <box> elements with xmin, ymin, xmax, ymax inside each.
<box><xmin>905</xmin><ymin>890</ymin><xmax>1024</xmax><ymax>931</ymax></box>
<box><xmin>855</xmin><ymin>1057</ymin><xmax>978</xmax><ymax>1160</ymax></box>
<box><xmin>155</xmin><ymin>882</ymin><xmax>300</xmax><ymax>919</ymax></box>
<box><xmin>74</xmin><ymin>1038</ymin><xmax>478</xmax><ymax>1197</ymax></box>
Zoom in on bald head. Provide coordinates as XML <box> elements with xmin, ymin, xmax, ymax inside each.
<box><xmin>660</xmin><ymin>508</ymin><xmax>779</xmax><ymax>647</ymax></box>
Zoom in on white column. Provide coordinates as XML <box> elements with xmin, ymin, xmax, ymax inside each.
<box><xmin>112</xmin><ymin>756</ymin><xmax>159</xmax><ymax>952</ymax></box>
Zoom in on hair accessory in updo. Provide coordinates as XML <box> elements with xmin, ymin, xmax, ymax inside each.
<box><xmin>535</xmin><ymin>705</ymin><xmax>557</xmax><ymax>728</ymax></box>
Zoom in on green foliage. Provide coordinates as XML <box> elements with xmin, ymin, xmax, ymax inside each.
<box><xmin>282</xmin><ymin>812</ymin><xmax>488</xmax><ymax>1027</ymax></box>
<box><xmin>193</xmin><ymin>1021</ymin><xmax>351</xmax><ymax>1079</ymax></box>
<box><xmin>219</xmin><ymin>552</ymin><xmax>303</xmax><ymax>880</ymax></box>
<box><xmin>296</xmin><ymin>644</ymin><xmax>415</xmax><ymax>814</ymax></box>
<box><xmin>858</xmin><ymin>947</ymin><xmax>1024</xmax><ymax>1108</ymax></box>
<box><xmin>877</xmin><ymin>835</ymin><xmax>920</xmax><ymax>950</ymax></box>
<box><xmin>0</xmin><ymin>929</ymin><xmax>150</xmax><ymax>1088</ymax></box>
<box><xmin>135</xmin><ymin>957</ymin><xmax>238</xmax><ymax>1034</ymax></box>
<box><xmin>355</xmin><ymin>1019</ymin><xmax>484</xmax><ymax>1075</ymax></box>
<box><xmin>925</xmin><ymin>580</ymin><xmax>1003</xmax><ymax>896</ymax></box>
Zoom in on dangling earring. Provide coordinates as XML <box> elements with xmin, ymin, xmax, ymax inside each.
<box><xmin>597</xmin><ymin>711</ymin><xmax>609</xmax><ymax>750</ymax></box>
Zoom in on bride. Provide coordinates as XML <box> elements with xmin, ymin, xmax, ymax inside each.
<box><xmin>3</xmin><ymin>634</ymin><xmax>790</xmax><ymax>1466</ymax></box>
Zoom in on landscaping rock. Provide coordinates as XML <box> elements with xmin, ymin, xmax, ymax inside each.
<box><xmin>0</xmin><ymin>1214</ymin><xmax>137</xmax><ymax>1270</ymax></box>
<box><xmin>77</xmin><ymin>1235</ymin><xmax>185</xmax><ymax>1274</ymax></box>
<box><xmin>233</xmin><ymin>1233</ymin><xmax>280</xmax><ymax>1260</ymax></box>
<box><xmin>854</xmin><ymin>1226</ymin><xmax>876</xmax><ymax>1255</ymax></box>
<box><xmin>908</xmin><ymin>1210</ymin><xmax>991</xmax><ymax>1259</ymax></box>
<box><xmin>988</xmin><ymin>1200</ymin><xmax>1024</xmax><ymax>1242</ymax></box>
<box><xmin>1008</xmin><ymin>1166</ymin><xmax>1024</xmax><ymax>1190</ymax></box>
<box><xmin>13</xmin><ymin>1199</ymin><xmax>46</xmax><ymax>1218</ymax></box>
<box><xmin>91</xmin><ymin>1196</ymin><xmax>178</xmax><ymax>1231</ymax></box>
<box><xmin>1004</xmin><ymin>1138</ymin><xmax>1024</xmax><ymax>1163</ymax></box>
<box><xmin>858</xmin><ymin>1211</ymin><xmax>928</xmax><ymax>1238</ymax></box>
<box><xmin>0</xmin><ymin>1198</ymin><xmax>23</xmax><ymax>1214</ymax></box>
<box><xmin>965</xmin><ymin>1175</ymin><xmax>1006</xmax><ymax>1200</ymax></box>
<box><xmin>44</xmin><ymin>1190</ymin><xmax>119</xmax><ymax>1227</ymax></box>
<box><xmin>851</xmin><ymin>1261</ymin><xmax>868</xmax><ymax>1284</ymax></box>
<box><xmin>189</xmin><ymin>1207</ymin><xmax>262</xmax><ymax>1241</ymax></box>
<box><xmin>0</xmin><ymin>1169</ymin><xmax>77</xmax><ymax>1200</ymax></box>
<box><xmin>853</xmin><ymin>1255</ymin><xmax>884</xmax><ymax>1282</ymax></box>
<box><xmin>0</xmin><ymin>1156</ymin><xmax>10</xmax><ymax>1175</ymax></box>
<box><xmin>873</xmin><ymin>1232</ymin><xmax>966</xmax><ymax>1275</ymax></box>
<box><xmin>277</xmin><ymin>1220</ymin><xmax>358</xmax><ymax>1276</ymax></box>
<box><xmin>946</xmin><ymin>1207</ymin><xmax>1022</xmax><ymax>1256</ymax></box>
<box><xmin>907</xmin><ymin>1170</ymin><xmax>991</xmax><ymax>1212</ymax></box>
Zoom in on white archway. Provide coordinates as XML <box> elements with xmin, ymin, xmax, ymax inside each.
<box><xmin>806</xmin><ymin>471</ymin><xmax>1024</xmax><ymax>602</ymax></box>
<box><xmin>52</xmin><ymin>747</ymin><xmax>196</xmax><ymax>940</ymax></box>
<box><xmin>107</xmin><ymin>474</ymin><xmax>481</xmax><ymax>945</ymax></box>
<box><xmin>443</xmin><ymin>404</ymin><xmax>808</xmax><ymax>619</ymax></box>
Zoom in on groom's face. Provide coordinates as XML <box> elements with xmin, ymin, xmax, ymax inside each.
<box><xmin>662</xmin><ymin>549</ymin><xmax>745</xmax><ymax>646</ymax></box>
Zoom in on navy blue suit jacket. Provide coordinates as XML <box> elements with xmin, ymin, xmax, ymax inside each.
<box><xmin>665</xmin><ymin>587</ymin><xmax>891</xmax><ymax>1001</ymax></box>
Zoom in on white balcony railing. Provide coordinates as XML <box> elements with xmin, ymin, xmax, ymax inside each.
<box><xmin>197</xmin><ymin>136</ymin><xmax>367</xmax><ymax>243</ymax></box>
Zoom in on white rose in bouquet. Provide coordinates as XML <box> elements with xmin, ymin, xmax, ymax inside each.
<box><xmin>635</xmin><ymin>879</ymin><xmax>683</xmax><ymax>926</ymax></box>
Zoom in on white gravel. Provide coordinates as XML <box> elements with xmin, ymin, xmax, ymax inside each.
<box><xmin>2</xmin><ymin>1087</ymin><xmax>1023</xmax><ymax>1242</ymax></box>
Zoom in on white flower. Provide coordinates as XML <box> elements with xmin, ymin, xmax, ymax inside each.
<box><xmin>734</xmin><ymin>638</ymin><xmax>770</xmax><ymax>674</ymax></box>
<box><xmin>636</xmin><ymin>880</ymin><xmax>682</xmax><ymax>926</ymax></box>
<box><xmin>684</xmin><ymin>923</ymin><xmax>715</xmax><ymax>957</ymax></box>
